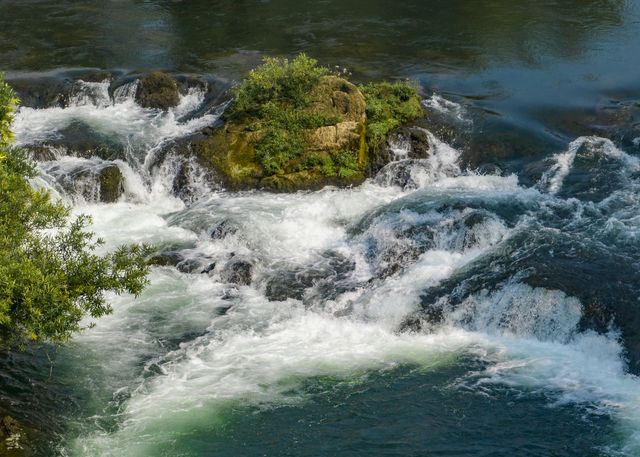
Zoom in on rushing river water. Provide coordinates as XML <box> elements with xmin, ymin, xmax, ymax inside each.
<box><xmin>1</xmin><ymin>0</ymin><xmax>640</xmax><ymax>456</ymax></box>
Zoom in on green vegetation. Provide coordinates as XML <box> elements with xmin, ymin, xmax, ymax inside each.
<box><xmin>0</xmin><ymin>76</ymin><xmax>153</xmax><ymax>348</ymax></box>
<box><xmin>231</xmin><ymin>54</ymin><xmax>343</xmax><ymax>175</ymax></box>
<box><xmin>232</xmin><ymin>53</ymin><xmax>328</xmax><ymax>112</ymax></box>
<box><xmin>192</xmin><ymin>54</ymin><xmax>423</xmax><ymax>191</ymax></box>
<box><xmin>359</xmin><ymin>81</ymin><xmax>423</xmax><ymax>150</ymax></box>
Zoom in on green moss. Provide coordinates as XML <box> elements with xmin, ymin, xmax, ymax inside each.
<box><xmin>359</xmin><ymin>81</ymin><xmax>423</xmax><ymax>151</ymax></box>
<box><xmin>135</xmin><ymin>72</ymin><xmax>180</xmax><ymax>110</ymax></box>
<box><xmin>98</xmin><ymin>165</ymin><xmax>123</xmax><ymax>203</ymax></box>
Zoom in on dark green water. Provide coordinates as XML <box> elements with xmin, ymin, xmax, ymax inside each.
<box><xmin>2</xmin><ymin>1</ymin><xmax>640</xmax><ymax>456</ymax></box>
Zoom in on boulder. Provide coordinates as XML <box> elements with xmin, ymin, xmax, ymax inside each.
<box><xmin>307</xmin><ymin>76</ymin><xmax>366</xmax><ymax>123</ymax></box>
<box><xmin>135</xmin><ymin>72</ymin><xmax>180</xmax><ymax>110</ymax></box>
<box><xmin>98</xmin><ymin>165</ymin><xmax>124</xmax><ymax>203</ymax></box>
<box><xmin>189</xmin><ymin>75</ymin><xmax>368</xmax><ymax>192</ymax></box>
<box><xmin>221</xmin><ymin>259</ymin><xmax>253</xmax><ymax>285</ymax></box>
<box><xmin>180</xmin><ymin>55</ymin><xmax>425</xmax><ymax>193</ymax></box>
<box><xmin>8</xmin><ymin>77</ymin><xmax>73</xmax><ymax>109</ymax></box>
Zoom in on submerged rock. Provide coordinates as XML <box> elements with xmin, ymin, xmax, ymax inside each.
<box><xmin>135</xmin><ymin>72</ymin><xmax>180</xmax><ymax>110</ymax></box>
<box><xmin>0</xmin><ymin>415</ymin><xmax>34</xmax><ymax>456</ymax></box>
<box><xmin>371</xmin><ymin>126</ymin><xmax>431</xmax><ymax>174</ymax></box>
<box><xmin>8</xmin><ymin>77</ymin><xmax>73</xmax><ymax>109</ymax></box>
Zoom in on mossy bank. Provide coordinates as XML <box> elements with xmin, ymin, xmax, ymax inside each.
<box><xmin>188</xmin><ymin>54</ymin><xmax>425</xmax><ymax>191</ymax></box>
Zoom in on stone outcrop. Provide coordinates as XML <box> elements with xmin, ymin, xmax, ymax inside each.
<box><xmin>189</xmin><ymin>75</ymin><xmax>369</xmax><ymax>192</ymax></box>
<box><xmin>98</xmin><ymin>164</ymin><xmax>124</xmax><ymax>203</ymax></box>
<box><xmin>135</xmin><ymin>72</ymin><xmax>180</xmax><ymax>110</ymax></box>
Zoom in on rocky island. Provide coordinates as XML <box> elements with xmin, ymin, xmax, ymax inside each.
<box><xmin>137</xmin><ymin>54</ymin><xmax>425</xmax><ymax>192</ymax></box>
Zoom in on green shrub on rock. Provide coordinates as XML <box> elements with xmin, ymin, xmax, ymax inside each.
<box><xmin>359</xmin><ymin>81</ymin><xmax>424</xmax><ymax>151</ymax></box>
<box><xmin>191</xmin><ymin>54</ymin><xmax>424</xmax><ymax>191</ymax></box>
<box><xmin>232</xmin><ymin>54</ymin><xmax>329</xmax><ymax>112</ymax></box>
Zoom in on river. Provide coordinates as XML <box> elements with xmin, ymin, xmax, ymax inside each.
<box><xmin>1</xmin><ymin>0</ymin><xmax>640</xmax><ymax>455</ymax></box>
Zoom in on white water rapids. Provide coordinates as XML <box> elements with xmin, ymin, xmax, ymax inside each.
<box><xmin>10</xmin><ymin>83</ymin><xmax>640</xmax><ymax>456</ymax></box>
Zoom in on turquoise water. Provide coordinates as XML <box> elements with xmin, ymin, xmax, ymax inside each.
<box><xmin>1</xmin><ymin>1</ymin><xmax>640</xmax><ymax>455</ymax></box>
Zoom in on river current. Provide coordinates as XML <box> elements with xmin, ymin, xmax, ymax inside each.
<box><xmin>2</xmin><ymin>0</ymin><xmax>640</xmax><ymax>455</ymax></box>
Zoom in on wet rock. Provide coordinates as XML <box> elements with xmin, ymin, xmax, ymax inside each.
<box><xmin>8</xmin><ymin>77</ymin><xmax>72</xmax><ymax>108</ymax></box>
<box><xmin>151</xmin><ymin>251</ymin><xmax>184</xmax><ymax>267</ymax></box>
<box><xmin>373</xmin><ymin>159</ymin><xmax>422</xmax><ymax>189</ymax></box>
<box><xmin>265</xmin><ymin>252</ymin><xmax>356</xmax><ymax>302</ymax></box>
<box><xmin>221</xmin><ymin>259</ymin><xmax>253</xmax><ymax>285</ymax></box>
<box><xmin>201</xmin><ymin>262</ymin><xmax>216</xmax><ymax>274</ymax></box>
<box><xmin>371</xmin><ymin>126</ymin><xmax>431</xmax><ymax>175</ymax></box>
<box><xmin>265</xmin><ymin>270</ymin><xmax>315</xmax><ymax>301</ymax></box>
<box><xmin>172</xmin><ymin>161</ymin><xmax>193</xmax><ymax>200</ymax></box>
<box><xmin>25</xmin><ymin>145</ymin><xmax>58</xmax><ymax>162</ymax></box>
<box><xmin>175</xmin><ymin>75</ymin><xmax>208</xmax><ymax>96</ymax></box>
<box><xmin>135</xmin><ymin>72</ymin><xmax>180</xmax><ymax>110</ymax></box>
<box><xmin>37</xmin><ymin>121</ymin><xmax>125</xmax><ymax>161</ymax></box>
<box><xmin>98</xmin><ymin>165</ymin><xmax>124</xmax><ymax>203</ymax></box>
<box><xmin>210</xmin><ymin>220</ymin><xmax>238</xmax><ymax>239</ymax></box>
<box><xmin>177</xmin><ymin>258</ymin><xmax>201</xmax><ymax>273</ymax></box>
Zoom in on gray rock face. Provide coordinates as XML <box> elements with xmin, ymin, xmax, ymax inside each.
<box><xmin>221</xmin><ymin>259</ymin><xmax>253</xmax><ymax>285</ymax></box>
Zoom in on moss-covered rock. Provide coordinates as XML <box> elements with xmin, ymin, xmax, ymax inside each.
<box><xmin>135</xmin><ymin>72</ymin><xmax>180</xmax><ymax>110</ymax></box>
<box><xmin>187</xmin><ymin>55</ymin><xmax>423</xmax><ymax>192</ymax></box>
<box><xmin>98</xmin><ymin>164</ymin><xmax>123</xmax><ymax>203</ymax></box>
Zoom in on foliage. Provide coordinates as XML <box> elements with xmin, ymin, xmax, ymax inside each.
<box><xmin>0</xmin><ymin>74</ymin><xmax>19</xmax><ymax>158</ymax></box>
<box><xmin>255</xmin><ymin>128</ymin><xmax>304</xmax><ymax>175</ymax></box>
<box><xmin>0</xmin><ymin>77</ymin><xmax>153</xmax><ymax>348</ymax></box>
<box><xmin>359</xmin><ymin>81</ymin><xmax>423</xmax><ymax>150</ymax></box>
<box><xmin>231</xmin><ymin>54</ymin><xmax>341</xmax><ymax>176</ymax></box>
<box><xmin>307</xmin><ymin>150</ymin><xmax>360</xmax><ymax>179</ymax></box>
<box><xmin>232</xmin><ymin>53</ymin><xmax>329</xmax><ymax>112</ymax></box>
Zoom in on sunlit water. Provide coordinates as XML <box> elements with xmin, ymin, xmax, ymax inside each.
<box><xmin>2</xmin><ymin>0</ymin><xmax>640</xmax><ymax>455</ymax></box>
<box><xmin>0</xmin><ymin>79</ymin><xmax>635</xmax><ymax>456</ymax></box>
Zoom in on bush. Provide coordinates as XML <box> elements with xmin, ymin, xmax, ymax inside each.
<box><xmin>359</xmin><ymin>81</ymin><xmax>423</xmax><ymax>150</ymax></box>
<box><xmin>0</xmin><ymin>74</ymin><xmax>19</xmax><ymax>155</ymax></box>
<box><xmin>232</xmin><ymin>54</ymin><xmax>344</xmax><ymax>175</ymax></box>
<box><xmin>0</xmin><ymin>76</ymin><xmax>153</xmax><ymax>348</ymax></box>
<box><xmin>232</xmin><ymin>54</ymin><xmax>329</xmax><ymax>112</ymax></box>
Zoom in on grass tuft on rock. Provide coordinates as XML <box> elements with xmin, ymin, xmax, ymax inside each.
<box><xmin>359</xmin><ymin>81</ymin><xmax>423</xmax><ymax>151</ymax></box>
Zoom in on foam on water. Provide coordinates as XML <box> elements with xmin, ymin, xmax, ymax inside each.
<box><xmin>539</xmin><ymin>136</ymin><xmax>640</xmax><ymax>195</ymax></box>
<box><xmin>60</xmin><ymin>170</ymin><xmax>640</xmax><ymax>457</ymax></box>
<box><xmin>13</xmin><ymin>82</ymin><xmax>220</xmax><ymax>169</ymax></box>
<box><xmin>12</xmin><ymin>87</ymin><xmax>640</xmax><ymax>456</ymax></box>
<box><xmin>422</xmin><ymin>93</ymin><xmax>471</xmax><ymax>125</ymax></box>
